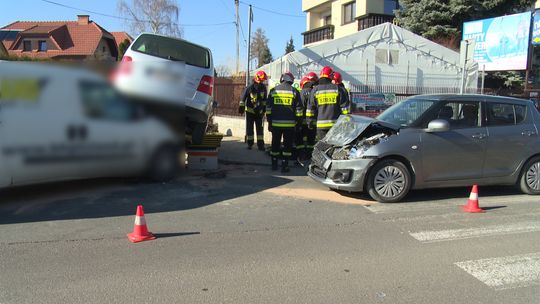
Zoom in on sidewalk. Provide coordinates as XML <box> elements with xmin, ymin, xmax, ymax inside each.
<box><xmin>218</xmin><ymin>136</ymin><xmax>271</xmax><ymax>166</ymax></box>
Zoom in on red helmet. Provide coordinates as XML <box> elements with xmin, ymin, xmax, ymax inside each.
<box><xmin>306</xmin><ymin>71</ymin><xmax>318</xmax><ymax>82</ymax></box>
<box><xmin>280</xmin><ymin>72</ymin><xmax>294</xmax><ymax>83</ymax></box>
<box><xmin>254</xmin><ymin>70</ymin><xmax>267</xmax><ymax>83</ymax></box>
<box><xmin>300</xmin><ymin>76</ymin><xmax>309</xmax><ymax>89</ymax></box>
<box><xmin>332</xmin><ymin>71</ymin><xmax>343</xmax><ymax>84</ymax></box>
<box><xmin>320</xmin><ymin>66</ymin><xmax>333</xmax><ymax>79</ymax></box>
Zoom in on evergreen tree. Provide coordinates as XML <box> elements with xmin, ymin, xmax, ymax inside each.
<box><xmin>118</xmin><ymin>39</ymin><xmax>131</xmax><ymax>60</ymax></box>
<box><xmin>396</xmin><ymin>0</ymin><xmax>531</xmax><ymax>48</ymax></box>
<box><xmin>285</xmin><ymin>36</ymin><xmax>295</xmax><ymax>54</ymax></box>
<box><xmin>250</xmin><ymin>28</ymin><xmax>273</xmax><ymax>68</ymax></box>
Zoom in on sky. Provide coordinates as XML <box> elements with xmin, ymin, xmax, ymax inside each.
<box><xmin>0</xmin><ymin>0</ymin><xmax>306</xmax><ymax>72</ymax></box>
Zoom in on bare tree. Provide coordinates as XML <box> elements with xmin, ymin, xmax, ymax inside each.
<box><xmin>118</xmin><ymin>0</ymin><xmax>182</xmax><ymax>37</ymax></box>
<box><xmin>215</xmin><ymin>65</ymin><xmax>231</xmax><ymax>77</ymax></box>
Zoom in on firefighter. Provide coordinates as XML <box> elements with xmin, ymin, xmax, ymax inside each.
<box><xmin>332</xmin><ymin>71</ymin><xmax>351</xmax><ymax>115</ymax></box>
<box><xmin>266</xmin><ymin>72</ymin><xmax>302</xmax><ymax>172</ymax></box>
<box><xmin>295</xmin><ymin>72</ymin><xmax>318</xmax><ymax>161</ymax></box>
<box><xmin>239</xmin><ymin>70</ymin><xmax>268</xmax><ymax>150</ymax></box>
<box><xmin>306</xmin><ymin>66</ymin><xmax>349</xmax><ymax>140</ymax></box>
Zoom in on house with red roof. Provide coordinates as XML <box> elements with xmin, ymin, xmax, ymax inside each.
<box><xmin>111</xmin><ymin>32</ymin><xmax>133</xmax><ymax>50</ymax></box>
<box><xmin>0</xmin><ymin>15</ymin><xmax>126</xmax><ymax>61</ymax></box>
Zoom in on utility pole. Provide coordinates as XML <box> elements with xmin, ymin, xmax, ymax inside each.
<box><xmin>235</xmin><ymin>0</ymin><xmax>239</xmax><ymax>75</ymax></box>
<box><xmin>246</xmin><ymin>4</ymin><xmax>253</xmax><ymax>86</ymax></box>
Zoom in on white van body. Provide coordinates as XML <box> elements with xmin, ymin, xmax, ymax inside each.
<box><xmin>0</xmin><ymin>61</ymin><xmax>180</xmax><ymax>188</ymax></box>
<box><xmin>112</xmin><ymin>33</ymin><xmax>214</xmax><ymax>144</ymax></box>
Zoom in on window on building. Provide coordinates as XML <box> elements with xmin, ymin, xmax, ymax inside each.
<box><xmin>384</xmin><ymin>0</ymin><xmax>399</xmax><ymax>15</ymax></box>
<box><xmin>38</xmin><ymin>40</ymin><xmax>47</xmax><ymax>52</ymax></box>
<box><xmin>323</xmin><ymin>14</ymin><xmax>332</xmax><ymax>26</ymax></box>
<box><xmin>343</xmin><ymin>2</ymin><xmax>356</xmax><ymax>25</ymax></box>
<box><xmin>102</xmin><ymin>46</ymin><xmax>106</xmax><ymax>52</ymax></box>
<box><xmin>23</xmin><ymin>40</ymin><xmax>31</xmax><ymax>52</ymax></box>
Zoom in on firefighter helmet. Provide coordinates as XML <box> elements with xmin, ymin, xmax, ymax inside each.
<box><xmin>280</xmin><ymin>72</ymin><xmax>294</xmax><ymax>83</ymax></box>
<box><xmin>254</xmin><ymin>70</ymin><xmax>267</xmax><ymax>83</ymax></box>
<box><xmin>300</xmin><ymin>76</ymin><xmax>309</xmax><ymax>89</ymax></box>
<box><xmin>306</xmin><ymin>71</ymin><xmax>318</xmax><ymax>82</ymax></box>
<box><xmin>332</xmin><ymin>71</ymin><xmax>343</xmax><ymax>84</ymax></box>
<box><xmin>320</xmin><ymin>66</ymin><xmax>333</xmax><ymax>79</ymax></box>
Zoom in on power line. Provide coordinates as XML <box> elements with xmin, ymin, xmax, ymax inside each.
<box><xmin>238</xmin><ymin>1</ymin><xmax>304</xmax><ymax>18</ymax></box>
<box><xmin>217</xmin><ymin>0</ymin><xmax>236</xmax><ymax>18</ymax></box>
<box><xmin>238</xmin><ymin>17</ymin><xmax>248</xmax><ymax>47</ymax></box>
<box><xmin>40</xmin><ymin>0</ymin><xmax>235</xmax><ymax>27</ymax></box>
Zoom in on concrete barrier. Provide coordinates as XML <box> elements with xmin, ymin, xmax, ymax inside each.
<box><xmin>214</xmin><ymin>115</ymin><xmax>272</xmax><ymax>142</ymax></box>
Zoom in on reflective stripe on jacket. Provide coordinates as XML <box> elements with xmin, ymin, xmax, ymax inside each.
<box><xmin>266</xmin><ymin>83</ymin><xmax>302</xmax><ymax>128</ymax></box>
<box><xmin>240</xmin><ymin>82</ymin><xmax>267</xmax><ymax>114</ymax></box>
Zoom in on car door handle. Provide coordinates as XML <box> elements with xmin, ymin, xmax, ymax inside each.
<box><xmin>471</xmin><ymin>133</ymin><xmax>487</xmax><ymax>139</ymax></box>
<box><xmin>521</xmin><ymin>130</ymin><xmax>537</xmax><ymax>136</ymax></box>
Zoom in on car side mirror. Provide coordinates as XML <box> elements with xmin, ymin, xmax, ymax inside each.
<box><xmin>426</xmin><ymin>119</ymin><xmax>450</xmax><ymax>133</ymax></box>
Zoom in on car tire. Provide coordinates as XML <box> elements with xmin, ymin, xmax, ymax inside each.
<box><xmin>191</xmin><ymin>122</ymin><xmax>207</xmax><ymax>145</ymax></box>
<box><xmin>519</xmin><ymin>156</ymin><xmax>540</xmax><ymax>195</ymax></box>
<box><xmin>366</xmin><ymin>159</ymin><xmax>411</xmax><ymax>203</ymax></box>
<box><xmin>147</xmin><ymin>145</ymin><xmax>180</xmax><ymax>182</ymax></box>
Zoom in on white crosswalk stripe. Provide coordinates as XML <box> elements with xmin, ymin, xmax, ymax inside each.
<box><xmin>455</xmin><ymin>252</ymin><xmax>540</xmax><ymax>290</ymax></box>
<box><xmin>409</xmin><ymin>221</ymin><xmax>540</xmax><ymax>243</ymax></box>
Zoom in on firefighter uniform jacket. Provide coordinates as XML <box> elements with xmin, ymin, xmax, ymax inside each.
<box><xmin>306</xmin><ymin>78</ymin><xmax>349</xmax><ymax>129</ymax></box>
<box><xmin>266</xmin><ymin>82</ymin><xmax>302</xmax><ymax>128</ymax></box>
<box><xmin>299</xmin><ymin>81</ymin><xmax>316</xmax><ymax>125</ymax></box>
<box><xmin>240</xmin><ymin>82</ymin><xmax>267</xmax><ymax>115</ymax></box>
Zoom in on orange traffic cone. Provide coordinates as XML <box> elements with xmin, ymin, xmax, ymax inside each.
<box><xmin>462</xmin><ymin>185</ymin><xmax>485</xmax><ymax>213</ymax></box>
<box><xmin>127</xmin><ymin>205</ymin><xmax>156</xmax><ymax>243</ymax></box>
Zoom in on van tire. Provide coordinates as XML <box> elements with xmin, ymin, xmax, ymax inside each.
<box><xmin>147</xmin><ymin>145</ymin><xmax>180</xmax><ymax>182</ymax></box>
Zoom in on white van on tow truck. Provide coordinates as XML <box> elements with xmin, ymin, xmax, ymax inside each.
<box><xmin>0</xmin><ymin>61</ymin><xmax>182</xmax><ymax>188</ymax></box>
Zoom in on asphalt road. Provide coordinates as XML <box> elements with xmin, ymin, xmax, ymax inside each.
<box><xmin>1</xmin><ymin>164</ymin><xmax>539</xmax><ymax>303</ymax></box>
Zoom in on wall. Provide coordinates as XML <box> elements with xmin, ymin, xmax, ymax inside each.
<box><xmin>214</xmin><ymin>115</ymin><xmax>272</xmax><ymax>140</ymax></box>
<box><xmin>93</xmin><ymin>38</ymin><xmax>116</xmax><ymax>61</ymax></box>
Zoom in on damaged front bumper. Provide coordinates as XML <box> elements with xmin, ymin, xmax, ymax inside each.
<box><xmin>308</xmin><ymin>148</ymin><xmax>376</xmax><ymax>192</ymax></box>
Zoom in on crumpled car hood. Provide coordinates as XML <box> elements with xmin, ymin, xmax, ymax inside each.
<box><xmin>323</xmin><ymin>115</ymin><xmax>399</xmax><ymax>146</ymax></box>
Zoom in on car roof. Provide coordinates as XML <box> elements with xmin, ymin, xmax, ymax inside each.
<box><xmin>412</xmin><ymin>94</ymin><xmax>530</xmax><ymax>105</ymax></box>
<box><xmin>133</xmin><ymin>32</ymin><xmax>212</xmax><ymax>53</ymax></box>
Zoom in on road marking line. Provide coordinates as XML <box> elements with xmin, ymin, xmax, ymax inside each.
<box><xmin>455</xmin><ymin>252</ymin><xmax>540</xmax><ymax>290</ymax></box>
<box><xmin>409</xmin><ymin>221</ymin><xmax>540</xmax><ymax>243</ymax></box>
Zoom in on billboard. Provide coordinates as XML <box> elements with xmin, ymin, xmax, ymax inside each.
<box><xmin>532</xmin><ymin>10</ymin><xmax>540</xmax><ymax>45</ymax></box>
<box><xmin>463</xmin><ymin>12</ymin><xmax>531</xmax><ymax>71</ymax></box>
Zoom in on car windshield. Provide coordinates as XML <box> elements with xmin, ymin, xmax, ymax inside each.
<box><xmin>377</xmin><ymin>97</ymin><xmax>437</xmax><ymax>127</ymax></box>
<box><xmin>131</xmin><ymin>34</ymin><xmax>210</xmax><ymax>68</ymax></box>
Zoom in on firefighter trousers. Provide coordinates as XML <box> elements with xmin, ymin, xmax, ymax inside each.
<box><xmin>271</xmin><ymin>127</ymin><xmax>294</xmax><ymax>160</ymax></box>
<box><xmin>246</xmin><ymin>112</ymin><xmax>264</xmax><ymax>147</ymax></box>
<box><xmin>295</xmin><ymin>124</ymin><xmax>316</xmax><ymax>156</ymax></box>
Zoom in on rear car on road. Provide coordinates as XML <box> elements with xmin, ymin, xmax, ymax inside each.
<box><xmin>112</xmin><ymin>33</ymin><xmax>214</xmax><ymax>144</ymax></box>
<box><xmin>0</xmin><ymin>61</ymin><xmax>182</xmax><ymax>188</ymax></box>
<box><xmin>309</xmin><ymin>94</ymin><xmax>540</xmax><ymax>203</ymax></box>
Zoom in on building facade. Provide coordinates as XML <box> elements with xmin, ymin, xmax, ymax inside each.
<box><xmin>302</xmin><ymin>0</ymin><xmax>399</xmax><ymax>46</ymax></box>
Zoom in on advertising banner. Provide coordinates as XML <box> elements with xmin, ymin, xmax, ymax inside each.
<box><xmin>463</xmin><ymin>12</ymin><xmax>531</xmax><ymax>71</ymax></box>
<box><xmin>532</xmin><ymin>10</ymin><xmax>540</xmax><ymax>45</ymax></box>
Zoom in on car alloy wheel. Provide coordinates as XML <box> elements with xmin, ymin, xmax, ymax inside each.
<box><xmin>519</xmin><ymin>156</ymin><xmax>540</xmax><ymax>195</ymax></box>
<box><xmin>525</xmin><ymin>162</ymin><xmax>540</xmax><ymax>191</ymax></box>
<box><xmin>374</xmin><ymin>165</ymin><xmax>406</xmax><ymax>198</ymax></box>
<box><xmin>367</xmin><ymin>159</ymin><xmax>411</xmax><ymax>203</ymax></box>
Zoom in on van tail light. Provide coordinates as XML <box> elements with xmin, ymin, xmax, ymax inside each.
<box><xmin>197</xmin><ymin>75</ymin><xmax>214</xmax><ymax>96</ymax></box>
<box><xmin>110</xmin><ymin>56</ymin><xmax>133</xmax><ymax>81</ymax></box>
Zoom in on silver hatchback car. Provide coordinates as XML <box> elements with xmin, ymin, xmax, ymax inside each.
<box><xmin>308</xmin><ymin>94</ymin><xmax>540</xmax><ymax>203</ymax></box>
